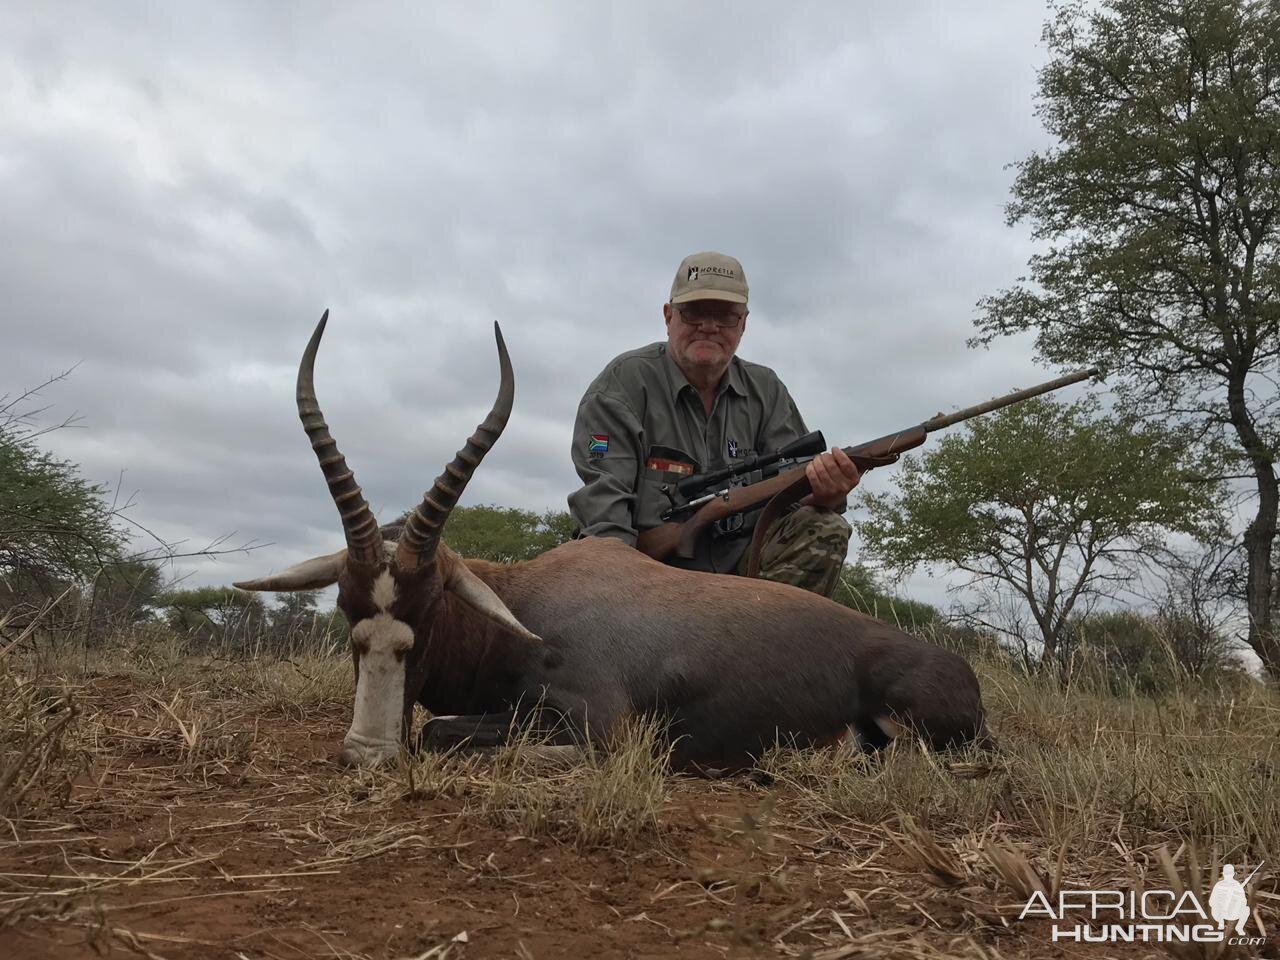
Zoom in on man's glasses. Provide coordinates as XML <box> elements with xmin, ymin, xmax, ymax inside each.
<box><xmin>677</xmin><ymin>305</ymin><xmax>745</xmax><ymax>329</ymax></box>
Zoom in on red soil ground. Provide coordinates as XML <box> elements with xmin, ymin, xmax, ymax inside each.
<box><xmin>2</xmin><ymin>675</ymin><xmax>1267</xmax><ymax>960</ymax></box>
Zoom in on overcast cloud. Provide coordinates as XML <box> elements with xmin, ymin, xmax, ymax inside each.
<box><xmin>1</xmin><ymin>2</ymin><xmax>1095</xmax><ymax>607</ymax></box>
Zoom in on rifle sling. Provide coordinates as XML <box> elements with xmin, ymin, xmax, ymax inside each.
<box><xmin>744</xmin><ymin>452</ymin><xmax>900</xmax><ymax>578</ymax></box>
<box><xmin>744</xmin><ymin>472</ymin><xmax>811</xmax><ymax>577</ymax></box>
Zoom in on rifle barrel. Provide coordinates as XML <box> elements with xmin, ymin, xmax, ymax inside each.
<box><xmin>922</xmin><ymin>368</ymin><xmax>1099</xmax><ymax>432</ymax></box>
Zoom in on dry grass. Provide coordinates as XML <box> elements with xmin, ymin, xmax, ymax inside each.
<box><xmin>0</xmin><ymin>661</ymin><xmax>82</xmax><ymax>818</ymax></box>
<box><xmin>384</xmin><ymin>714</ymin><xmax>673</xmax><ymax>849</ymax></box>
<box><xmin>1</xmin><ymin>621</ymin><xmax>1277</xmax><ymax>958</ymax></box>
<box><xmin>759</xmin><ymin>652</ymin><xmax>1277</xmax><ymax>871</ymax></box>
<box><xmin>758</xmin><ymin>736</ymin><xmax>1005</xmax><ymax>828</ymax></box>
<box><xmin>980</xmin><ymin>659</ymin><xmax>1279</xmax><ymax>862</ymax></box>
<box><xmin>0</xmin><ymin>599</ymin><xmax>90</xmax><ymax>820</ymax></box>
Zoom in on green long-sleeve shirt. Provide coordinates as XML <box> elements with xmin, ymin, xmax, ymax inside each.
<box><xmin>567</xmin><ymin>342</ymin><xmax>812</xmax><ymax>574</ymax></box>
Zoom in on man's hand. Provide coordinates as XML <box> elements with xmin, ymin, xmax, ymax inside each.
<box><xmin>803</xmin><ymin>446</ymin><xmax>861</xmax><ymax>512</ymax></box>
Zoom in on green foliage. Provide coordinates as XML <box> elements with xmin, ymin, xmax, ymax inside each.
<box><xmin>268</xmin><ymin>589</ymin><xmax>320</xmax><ymax>633</ymax></box>
<box><xmin>1066</xmin><ymin>611</ymin><xmax>1166</xmax><ymax>685</ymax></box>
<box><xmin>0</xmin><ymin>421</ymin><xmax>123</xmax><ymax>590</ymax></box>
<box><xmin>91</xmin><ymin>560</ymin><xmax>164</xmax><ymax>626</ymax></box>
<box><xmin>978</xmin><ymin>0</ymin><xmax>1280</xmax><ymax>389</ymax></box>
<box><xmin>430</xmin><ymin>504</ymin><xmax>574</xmax><ymax>563</ymax></box>
<box><xmin>153</xmin><ymin>585</ymin><xmax>344</xmax><ymax>653</ymax></box>
<box><xmin>266</xmin><ymin>589</ymin><xmax>346</xmax><ymax>649</ymax></box>
<box><xmin>856</xmin><ymin>397</ymin><xmax>1224</xmax><ymax>663</ymax></box>
<box><xmin>158</xmin><ymin>586</ymin><xmax>267</xmax><ymax>641</ymax></box>
<box><xmin>0</xmin><ymin>381</ymin><xmax>160</xmax><ymax>640</ymax></box>
<box><xmin>830</xmin><ymin>562</ymin><xmax>940</xmax><ymax>631</ymax></box>
<box><xmin>974</xmin><ymin>0</ymin><xmax>1280</xmax><ymax>672</ymax></box>
<box><xmin>1057</xmin><ymin>609</ymin><xmax>1241</xmax><ymax>695</ymax></box>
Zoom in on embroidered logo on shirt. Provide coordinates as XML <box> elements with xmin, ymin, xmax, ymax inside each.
<box><xmin>587</xmin><ymin>434</ymin><xmax>609</xmax><ymax>459</ymax></box>
<box><xmin>727</xmin><ymin>438</ymin><xmax>740</xmax><ymax>458</ymax></box>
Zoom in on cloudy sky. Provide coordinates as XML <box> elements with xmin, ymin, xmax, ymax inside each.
<box><xmin>2</xmin><ymin>1</ymin><xmax>1096</xmax><ymax>606</ymax></box>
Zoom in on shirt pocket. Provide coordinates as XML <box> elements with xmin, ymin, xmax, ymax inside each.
<box><xmin>636</xmin><ymin>445</ymin><xmax>699</xmax><ymax>528</ymax></box>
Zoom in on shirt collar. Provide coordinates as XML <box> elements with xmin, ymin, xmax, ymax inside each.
<box><xmin>661</xmin><ymin>344</ymin><xmax>748</xmax><ymax>404</ymax></box>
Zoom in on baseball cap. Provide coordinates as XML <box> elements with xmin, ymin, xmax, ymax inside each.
<box><xmin>669</xmin><ymin>251</ymin><xmax>748</xmax><ymax>305</ymax></box>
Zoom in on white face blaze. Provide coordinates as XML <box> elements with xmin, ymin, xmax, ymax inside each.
<box><xmin>343</xmin><ymin>570</ymin><xmax>414</xmax><ymax>764</ymax></box>
<box><xmin>371</xmin><ymin>567</ymin><xmax>397</xmax><ymax>610</ymax></box>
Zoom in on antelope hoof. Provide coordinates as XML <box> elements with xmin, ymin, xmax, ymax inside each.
<box><xmin>337</xmin><ymin>734</ymin><xmax>399</xmax><ymax>768</ymax></box>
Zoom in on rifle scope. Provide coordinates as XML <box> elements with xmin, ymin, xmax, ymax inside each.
<box><xmin>675</xmin><ymin>430</ymin><xmax>827</xmax><ymax>498</ymax></box>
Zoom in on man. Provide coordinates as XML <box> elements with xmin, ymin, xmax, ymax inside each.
<box><xmin>567</xmin><ymin>251</ymin><xmax>861</xmax><ymax>598</ymax></box>
<box><xmin>1209</xmin><ymin>864</ymin><xmax>1254</xmax><ymax>937</ymax></box>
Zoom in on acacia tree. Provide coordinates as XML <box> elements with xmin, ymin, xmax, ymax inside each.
<box><xmin>856</xmin><ymin>398</ymin><xmax>1223</xmax><ymax>666</ymax></box>
<box><xmin>268</xmin><ymin>589</ymin><xmax>321</xmax><ymax>635</ymax></box>
<box><xmin>158</xmin><ymin>586</ymin><xmax>267</xmax><ymax>645</ymax></box>
<box><xmin>393</xmin><ymin>504</ymin><xmax>574</xmax><ymax>564</ymax></box>
<box><xmin>0</xmin><ymin>413</ymin><xmax>122</xmax><ymax>592</ymax></box>
<box><xmin>976</xmin><ymin>0</ymin><xmax>1280</xmax><ymax>673</ymax></box>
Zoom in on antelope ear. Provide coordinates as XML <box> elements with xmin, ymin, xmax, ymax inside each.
<box><xmin>444</xmin><ymin>561</ymin><xmax>541</xmax><ymax>643</ymax></box>
<box><xmin>234</xmin><ymin>549</ymin><xmax>347</xmax><ymax>591</ymax></box>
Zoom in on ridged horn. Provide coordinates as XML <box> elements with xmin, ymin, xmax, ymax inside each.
<box><xmin>297</xmin><ymin>310</ymin><xmax>382</xmax><ymax>567</ymax></box>
<box><xmin>396</xmin><ymin>322</ymin><xmax>513</xmax><ymax>571</ymax></box>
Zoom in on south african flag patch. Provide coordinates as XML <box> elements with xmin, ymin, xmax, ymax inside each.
<box><xmin>588</xmin><ymin>434</ymin><xmax>609</xmax><ymax>454</ymax></box>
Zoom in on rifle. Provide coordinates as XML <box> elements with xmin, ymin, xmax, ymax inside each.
<box><xmin>635</xmin><ymin>367</ymin><xmax>1100</xmax><ymax>572</ymax></box>
<box><xmin>663</xmin><ymin>429</ymin><xmax>831</xmax><ymax>520</ymax></box>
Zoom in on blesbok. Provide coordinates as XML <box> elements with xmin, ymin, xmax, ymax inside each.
<box><xmin>235</xmin><ymin>313</ymin><xmax>992</xmax><ymax>769</ymax></box>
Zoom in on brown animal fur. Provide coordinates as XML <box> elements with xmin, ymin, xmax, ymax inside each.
<box><xmin>404</xmin><ymin>539</ymin><xmax>990</xmax><ymax>770</ymax></box>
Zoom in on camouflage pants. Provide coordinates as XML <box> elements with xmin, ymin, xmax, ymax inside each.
<box><xmin>736</xmin><ymin>505</ymin><xmax>852</xmax><ymax>599</ymax></box>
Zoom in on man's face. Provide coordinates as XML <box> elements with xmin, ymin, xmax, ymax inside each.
<box><xmin>664</xmin><ymin>299</ymin><xmax>748</xmax><ymax>375</ymax></box>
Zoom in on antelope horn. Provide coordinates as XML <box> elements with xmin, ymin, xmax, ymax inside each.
<box><xmin>297</xmin><ymin>311</ymin><xmax>382</xmax><ymax>567</ymax></box>
<box><xmin>397</xmin><ymin>322</ymin><xmax>513</xmax><ymax>571</ymax></box>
